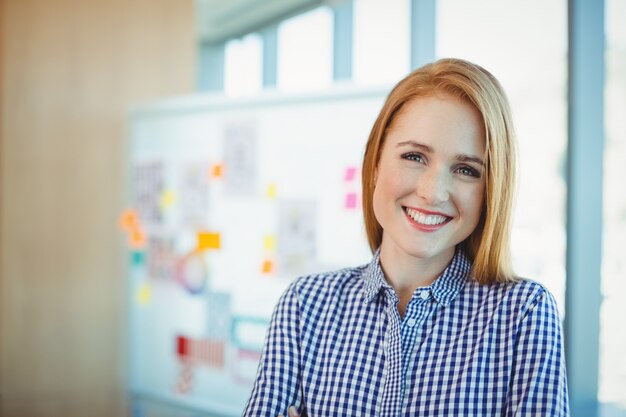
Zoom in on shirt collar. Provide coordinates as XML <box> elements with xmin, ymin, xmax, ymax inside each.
<box><xmin>362</xmin><ymin>246</ymin><xmax>471</xmax><ymax>307</ymax></box>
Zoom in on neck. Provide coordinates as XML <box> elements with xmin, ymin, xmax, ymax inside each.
<box><xmin>378</xmin><ymin>238</ymin><xmax>455</xmax><ymax>296</ymax></box>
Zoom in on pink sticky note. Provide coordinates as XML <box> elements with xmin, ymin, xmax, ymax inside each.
<box><xmin>344</xmin><ymin>167</ymin><xmax>357</xmax><ymax>182</ymax></box>
<box><xmin>345</xmin><ymin>193</ymin><xmax>358</xmax><ymax>209</ymax></box>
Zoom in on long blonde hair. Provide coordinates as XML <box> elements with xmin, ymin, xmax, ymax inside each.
<box><xmin>361</xmin><ymin>58</ymin><xmax>518</xmax><ymax>284</ymax></box>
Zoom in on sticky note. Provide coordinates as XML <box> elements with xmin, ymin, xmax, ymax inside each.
<box><xmin>129</xmin><ymin>228</ymin><xmax>147</xmax><ymax>249</ymax></box>
<box><xmin>131</xmin><ymin>251</ymin><xmax>146</xmax><ymax>265</ymax></box>
<box><xmin>211</xmin><ymin>163</ymin><xmax>224</xmax><ymax>179</ymax></box>
<box><xmin>266</xmin><ymin>183</ymin><xmax>277</xmax><ymax>199</ymax></box>
<box><xmin>160</xmin><ymin>190</ymin><xmax>176</xmax><ymax>209</ymax></box>
<box><xmin>197</xmin><ymin>232</ymin><xmax>221</xmax><ymax>250</ymax></box>
<box><xmin>345</xmin><ymin>193</ymin><xmax>358</xmax><ymax>209</ymax></box>
<box><xmin>138</xmin><ymin>282</ymin><xmax>151</xmax><ymax>305</ymax></box>
<box><xmin>118</xmin><ymin>209</ymin><xmax>139</xmax><ymax>231</ymax></box>
<box><xmin>261</xmin><ymin>259</ymin><xmax>274</xmax><ymax>274</ymax></box>
<box><xmin>344</xmin><ymin>167</ymin><xmax>357</xmax><ymax>182</ymax></box>
<box><xmin>263</xmin><ymin>235</ymin><xmax>276</xmax><ymax>251</ymax></box>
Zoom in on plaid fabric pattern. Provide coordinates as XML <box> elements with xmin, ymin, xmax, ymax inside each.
<box><xmin>243</xmin><ymin>248</ymin><xmax>569</xmax><ymax>416</ymax></box>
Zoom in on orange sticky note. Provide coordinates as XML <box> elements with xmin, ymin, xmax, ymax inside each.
<box><xmin>345</xmin><ymin>193</ymin><xmax>358</xmax><ymax>209</ymax></box>
<box><xmin>211</xmin><ymin>163</ymin><xmax>224</xmax><ymax>179</ymax></box>
<box><xmin>197</xmin><ymin>232</ymin><xmax>221</xmax><ymax>250</ymax></box>
<box><xmin>261</xmin><ymin>259</ymin><xmax>274</xmax><ymax>274</ymax></box>
<box><xmin>129</xmin><ymin>228</ymin><xmax>147</xmax><ymax>249</ymax></box>
<box><xmin>118</xmin><ymin>209</ymin><xmax>139</xmax><ymax>231</ymax></box>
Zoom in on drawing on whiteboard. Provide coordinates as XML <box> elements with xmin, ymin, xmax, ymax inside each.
<box><xmin>223</xmin><ymin>121</ymin><xmax>257</xmax><ymax>196</ymax></box>
<box><xmin>134</xmin><ymin>161</ymin><xmax>164</xmax><ymax>225</ymax></box>
<box><xmin>174</xmin><ymin>356</ymin><xmax>194</xmax><ymax>395</ymax></box>
<box><xmin>179</xmin><ymin>162</ymin><xmax>209</xmax><ymax>227</ymax></box>
<box><xmin>175</xmin><ymin>250</ymin><xmax>208</xmax><ymax>295</ymax></box>
<box><xmin>147</xmin><ymin>235</ymin><xmax>176</xmax><ymax>280</ymax></box>
<box><xmin>232</xmin><ymin>348</ymin><xmax>263</xmax><ymax>386</ymax></box>
<box><xmin>231</xmin><ymin>316</ymin><xmax>270</xmax><ymax>352</ymax></box>
<box><xmin>206</xmin><ymin>291</ymin><xmax>232</xmax><ymax>341</ymax></box>
<box><xmin>277</xmin><ymin>200</ymin><xmax>316</xmax><ymax>276</ymax></box>
<box><xmin>176</xmin><ymin>335</ymin><xmax>226</xmax><ymax>370</ymax></box>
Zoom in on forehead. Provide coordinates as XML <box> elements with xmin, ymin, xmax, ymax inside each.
<box><xmin>385</xmin><ymin>94</ymin><xmax>486</xmax><ymax>154</ymax></box>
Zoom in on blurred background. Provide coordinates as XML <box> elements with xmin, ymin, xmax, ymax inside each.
<box><xmin>0</xmin><ymin>0</ymin><xmax>624</xmax><ymax>416</ymax></box>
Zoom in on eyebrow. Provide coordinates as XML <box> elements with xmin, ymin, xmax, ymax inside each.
<box><xmin>396</xmin><ymin>140</ymin><xmax>485</xmax><ymax>167</ymax></box>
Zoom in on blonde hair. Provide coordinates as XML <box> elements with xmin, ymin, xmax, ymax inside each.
<box><xmin>361</xmin><ymin>58</ymin><xmax>518</xmax><ymax>284</ymax></box>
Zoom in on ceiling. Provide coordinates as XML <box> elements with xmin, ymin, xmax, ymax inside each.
<box><xmin>196</xmin><ymin>0</ymin><xmax>329</xmax><ymax>43</ymax></box>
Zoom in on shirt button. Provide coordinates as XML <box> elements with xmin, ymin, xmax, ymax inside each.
<box><xmin>406</xmin><ymin>318</ymin><xmax>416</xmax><ymax>327</ymax></box>
<box><xmin>420</xmin><ymin>290</ymin><xmax>429</xmax><ymax>300</ymax></box>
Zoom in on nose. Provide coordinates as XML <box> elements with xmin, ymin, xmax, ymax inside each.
<box><xmin>417</xmin><ymin>167</ymin><xmax>450</xmax><ymax>204</ymax></box>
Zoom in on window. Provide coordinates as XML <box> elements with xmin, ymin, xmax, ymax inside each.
<box><xmin>352</xmin><ymin>0</ymin><xmax>410</xmax><ymax>85</ymax></box>
<box><xmin>224</xmin><ymin>33</ymin><xmax>262</xmax><ymax>97</ymax></box>
<box><xmin>600</xmin><ymin>0</ymin><xmax>626</xmax><ymax>408</ymax></box>
<box><xmin>277</xmin><ymin>7</ymin><xmax>333</xmax><ymax>92</ymax></box>
<box><xmin>437</xmin><ymin>0</ymin><xmax>568</xmax><ymax>312</ymax></box>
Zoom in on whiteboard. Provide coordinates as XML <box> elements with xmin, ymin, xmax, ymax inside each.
<box><xmin>126</xmin><ymin>85</ymin><xmax>388</xmax><ymax>415</ymax></box>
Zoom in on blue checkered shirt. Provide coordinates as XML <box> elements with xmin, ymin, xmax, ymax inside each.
<box><xmin>243</xmin><ymin>248</ymin><xmax>569</xmax><ymax>416</ymax></box>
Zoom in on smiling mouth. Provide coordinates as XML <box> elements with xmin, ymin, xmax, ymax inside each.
<box><xmin>403</xmin><ymin>206</ymin><xmax>452</xmax><ymax>227</ymax></box>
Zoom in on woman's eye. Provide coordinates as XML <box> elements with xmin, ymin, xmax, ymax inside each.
<box><xmin>457</xmin><ymin>166</ymin><xmax>480</xmax><ymax>178</ymax></box>
<box><xmin>401</xmin><ymin>152</ymin><xmax>425</xmax><ymax>163</ymax></box>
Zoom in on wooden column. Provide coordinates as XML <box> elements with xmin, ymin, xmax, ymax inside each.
<box><xmin>0</xmin><ymin>1</ymin><xmax>195</xmax><ymax>416</ymax></box>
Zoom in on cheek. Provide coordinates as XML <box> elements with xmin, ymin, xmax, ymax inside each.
<box><xmin>462</xmin><ymin>185</ymin><xmax>485</xmax><ymax>224</ymax></box>
<box><xmin>372</xmin><ymin>167</ymin><xmax>403</xmax><ymax>221</ymax></box>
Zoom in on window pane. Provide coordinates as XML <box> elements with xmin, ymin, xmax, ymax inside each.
<box><xmin>224</xmin><ymin>33</ymin><xmax>262</xmax><ymax>97</ymax></box>
<box><xmin>353</xmin><ymin>0</ymin><xmax>410</xmax><ymax>85</ymax></box>
<box><xmin>277</xmin><ymin>7</ymin><xmax>333</xmax><ymax>92</ymax></box>
<box><xmin>600</xmin><ymin>0</ymin><xmax>626</xmax><ymax>408</ymax></box>
<box><xmin>437</xmin><ymin>0</ymin><xmax>567</xmax><ymax>311</ymax></box>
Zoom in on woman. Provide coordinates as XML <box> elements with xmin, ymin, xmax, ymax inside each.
<box><xmin>243</xmin><ymin>58</ymin><xmax>569</xmax><ymax>416</ymax></box>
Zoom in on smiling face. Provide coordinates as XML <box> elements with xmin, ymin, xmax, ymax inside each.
<box><xmin>373</xmin><ymin>93</ymin><xmax>486</xmax><ymax>267</ymax></box>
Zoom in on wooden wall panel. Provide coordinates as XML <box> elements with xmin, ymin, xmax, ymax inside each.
<box><xmin>0</xmin><ymin>0</ymin><xmax>195</xmax><ymax>416</ymax></box>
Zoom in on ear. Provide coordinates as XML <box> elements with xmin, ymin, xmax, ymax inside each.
<box><xmin>374</xmin><ymin>166</ymin><xmax>378</xmax><ymax>186</ymax></box>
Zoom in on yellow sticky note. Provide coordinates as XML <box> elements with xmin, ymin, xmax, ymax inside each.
<box><xmin>118</xmin><ymin>209</ymin><xmax>139</xmax><ymax>231</ymax></box>
<box><xmin>138</xmin><ymin>282</ymin><xmax>151</xmax><ymax>305</ymax></box>
<box><xmin>197</xmin><ymin>232</ymin><xmax>221</xmax><ymax>250</ymax></box>
<box><xmin>160</xmin><ymin>190</ymin><xmax>176</xmax><ymax>209</ymax></box>
<box><xmin>263</xmin><ymin>235</ymin><xmax>276</xmax><ymax>251</ymax></box>
<box><xmin>261</xmin><ymin>259</ymin><xmax>274</xmax><ymax>274</ymax></box>
<box><xmin>266</xmin><ymin>183</ymin><xmax>277</xmax><ymax>199</ymax></box>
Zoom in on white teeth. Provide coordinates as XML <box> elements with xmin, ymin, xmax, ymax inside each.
<box><xmin>405</xmin><ymin>207</ymin><xmax>449</xmax><ymax>226</ymax></box>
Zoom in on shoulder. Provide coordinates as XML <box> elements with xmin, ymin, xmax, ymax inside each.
<box><xmin>505</xmin><ymin>278</ymin><xmax>560</xmax><ymax>317</ymax></box>
<box><xmin>491</xmin><ymin>278</ymin><xmax>562</xmax><ymax>330</ymax></box>
<box><xmin>290</xmin><ymin>263</ymin><xmax>368</xmax><ymax>299</ymax></box>
<box><xmin>272</xmin><ymin>263</ymin><xmax>368</xmax><ymax>320</ymax></box>
<box><xmin>462</xmin><ymin>276</ymin><xmax>560</xmax><ymax>323</ymax></box>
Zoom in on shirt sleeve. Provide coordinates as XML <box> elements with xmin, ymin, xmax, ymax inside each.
<box><xmin>506</xmin><ymin>287</ymin><xmax>570</xmax><ymax>416</ymax></box>
<box><xmin>242</xmin><ymin>281</ymin><xmax>303</xmax><ymax>417</ymax></box>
